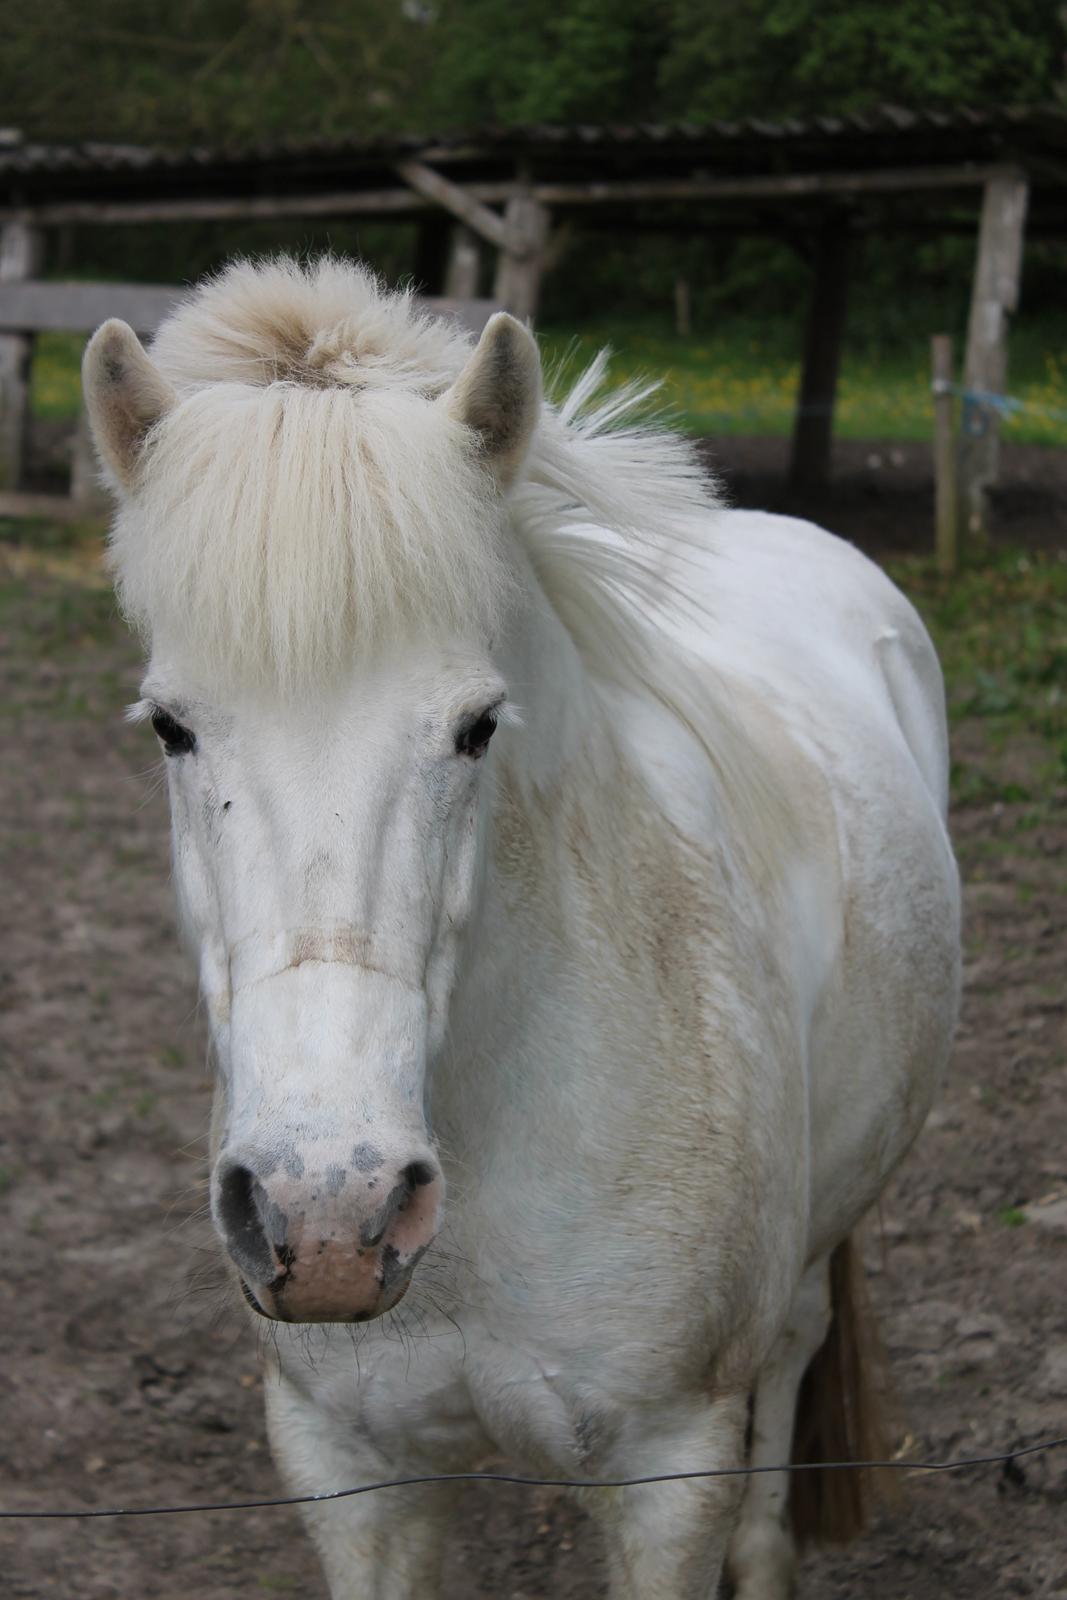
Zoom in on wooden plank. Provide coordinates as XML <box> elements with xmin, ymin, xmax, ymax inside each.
<box><xmin>0</xmin><ymin>280</ymin><xmax>497</xmax><ymax>338</ymax></box>
<box><xmin>0</xmin><ymin>279</ymin><xmax>183</xmax><ymax>334</ymax></box>
<box><xmin>958</xmin><ymin>167</ymin><xmax>1029</xmax><ymax>547</ymax></box>
<box><xmin>394</xmin><ymin>161</ymin><xmax>510</xmax><ymax>252</ymax></box>
<box><xmin>788</xmin><ymin>219</ymin><xmax>851</xmax><ymax>490</ymax></box>
<box><xmin>0</xmin><ymin>221</ymin><xmax>44</xmax><ymax>491</ymax></box>
<box><xmin>931</xmin><ymin>335</ymin><xmax>959</xmax><ymax>575</ymax></box>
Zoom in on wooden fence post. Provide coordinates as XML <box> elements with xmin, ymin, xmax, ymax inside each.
<box><xmin>931</xmin><ymin>334</ymin><xmax>958</xmax><ymax>575</ymax></box>
<box><xmin>493</xmin><ymin>189</ymin><xmax>550</xmax><ymax>323</ymax></box>
<box><xmin>958</xmin><ymin>168</ymin><xmax>1029</xmax><ymax>549</ymax></box>
<box><xmin>788</xmin><ymin>216</ymin><xmax>851</xmax><ymax>491</ymax></box>
<box><xmin>674</xmin><ymin>277</ymin><xmax>692</xmax><ymax>338</ymax></box>
<box><xmin>444</xmin><ymin>225</ymin><xmax>481</xmax><ymax>301</ymax></box>
<box><xmin>0</xmin><ymin>218</ymin><xmax>44</xmax><ymax>491</ymax></box>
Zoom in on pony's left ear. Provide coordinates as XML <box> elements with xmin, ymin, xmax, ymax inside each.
<box><xmin>443</xmin><ymin>313</ymin><xmax>542</xmax><ymax>489</ymax></box>
<box><xmin>82</xmin><ymin>319</ymin><xmax>177</xmax><ymax>491</ymax></box>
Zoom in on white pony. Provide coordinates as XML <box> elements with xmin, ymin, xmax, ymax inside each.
<box><xmin>83</xmin><ymin>257</ymin><xmax>959</xmax><ymax>1599</ymax></box>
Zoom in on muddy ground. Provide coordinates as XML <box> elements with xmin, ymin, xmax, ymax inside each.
<box><xmin>1</xmin><ymin>437</ymin><xmax>1065</xmax><ymax>1598</ymax></box>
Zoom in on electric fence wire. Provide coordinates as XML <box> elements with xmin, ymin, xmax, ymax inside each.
<box><xmin>2</xmin><ymin>1435</ymin><xmax>1065</xmax><ymax>1520</ymax></box>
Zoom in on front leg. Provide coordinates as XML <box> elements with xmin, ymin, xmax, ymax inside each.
<box><xmin>590</xmin><ymin>1392</ymin><xmax>749</xmax><ymax>1600</ymax></box>
<box><xmin>264</xmin><ymin>1367</ymin><xmax>459</xmax><ymax>1599</ymax></box>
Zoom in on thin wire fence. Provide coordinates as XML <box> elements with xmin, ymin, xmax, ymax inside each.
<box><xmin>2</xmin><ymin>1435</ymin><xmax>1065</xmax><ymax>1520</ymax></box>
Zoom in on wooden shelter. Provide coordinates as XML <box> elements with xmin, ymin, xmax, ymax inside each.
<box><xmin>0</xmin><ymin>106</ymin><xmax>1064</xmax><ymax>528</ymax></box>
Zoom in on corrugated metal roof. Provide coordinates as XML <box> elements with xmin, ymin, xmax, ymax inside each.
<box><xmin>0</xmin><ymin>103</ymin><xmax>1063</xmax><ymax>179</ymax></box>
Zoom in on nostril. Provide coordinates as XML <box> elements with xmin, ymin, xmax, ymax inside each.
<box><xmin>216</xmin><ymin>1161</ymin><xmax>255</xmax><ymax>1234</ymax></box>
<box><xmin>214</xmin><ymin>1161</ymin><xmax>275</xmax><ymax>1283</ymax></box>
<box><xmin>401</xmin><ymin>1159</ymin><xmax>437</xmax><ymax>1191</ymax></box>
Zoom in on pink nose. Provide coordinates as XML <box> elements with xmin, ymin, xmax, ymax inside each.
<box><xmin>212</xmin><ymin>1148</ymin><xmax>443</xmax><ymax>1322</ymax></box>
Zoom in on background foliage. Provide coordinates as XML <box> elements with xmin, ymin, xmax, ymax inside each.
<box><xmin>1</xmin><ymin>1</ymin><xmax>1065</xmax><ymax>399</ymax></box>
<box><xmin>1</xmin><ymin>0</ymin><xmax>1063</xmax><ymax>145</ymax></box>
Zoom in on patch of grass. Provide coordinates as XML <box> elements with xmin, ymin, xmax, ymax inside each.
<box><xmin>0</xmin><ymin>576</ymin><xmax>118</xmax><ymax>657</ymax></box>
<box><xmin>31</xmin><ymin>332</ymin><xmax>86</xmax><ymax>422</ymax></box>
<box><xmin>0</xmin><ymin>515</ymin><xmax>103</xmax><ymax>551</ymax></box>
<box><xmin>886</xmin><ymin>548</ymin><xmax>1067</xmax><ymax>799</ymax></box>
<box><xmin>538</xmin><ymin>318</ymin><xmax>1067</xmax><ymax>446</ymax></box>
<box><xmin>949</xmin><ymin>765</ymin><xmax>1032</xmax><ymax>807</ymax></box>
<box><xmin>31</xmin><ymin>315</ymin><xmax>1067</xmax><ymax>446</ymax></box>
<box><xmin>996</xmin><ymin>1206</ymin><xmax>1028</xmax><ymax>1228</ymax></box>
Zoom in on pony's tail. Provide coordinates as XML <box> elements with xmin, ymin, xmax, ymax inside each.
<box><xmin>788</xmin><ymin>1233</ymin><xmax>899</xmax><ymax>1545</ymax></box>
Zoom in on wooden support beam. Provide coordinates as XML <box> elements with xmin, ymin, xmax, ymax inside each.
<box><xmin>0</xmin><ymin>220</ymin><xmax>43</xmax><ymax>491</ymax></box>
<box><xmin>0</xmin><ymin>161</ymin><xmax>1005</xmax><ymax>233</ymax></box>
<box><xmin>493</xmin><ymin>191</ymin><xmax>550</xmax><ymax>322</ymax></box>
<box><xmin>532</xmin><ymin>163</ymin><xmax>1002</xmax><ymax>207</ymax></box>
<box><xmin>0</xmin><ymin>183</ymin><xmax>522</xmax><ymax>228</ymax></box>
<box><xmin>788</xmin><ymin>219</ymin><xmax>851</xmax><ymax>491</ymax></box>
<box><xmin>958</xmin><ymin>167</ymin><xmax>1029</xmax><ymax>548</ymax></box>
<box><xmin>394</xmin><ymin>161</ymin><xmax>510</xmax><ymax>251</ymax></box>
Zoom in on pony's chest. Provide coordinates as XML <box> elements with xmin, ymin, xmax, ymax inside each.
<box><xmin>278</xmin><ymin>1319</ymin><xmax>631</xmax><ymax>1474</ymax></box>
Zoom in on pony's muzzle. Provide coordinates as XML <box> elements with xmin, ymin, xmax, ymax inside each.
<box><xmin>211</xmin><ymin>1145</ymin><xmax>444</xmax><ymax>1322</ymax></box>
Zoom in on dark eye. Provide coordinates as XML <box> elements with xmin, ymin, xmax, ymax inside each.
<box><xmin>150</xmin><ymin>707</ymin><xmax>196</xmax><ymax>756</ymax></box>
<box><xmin>456</xmin><ymin>709</ymin><xmax>498</xmax><ymax>759</ymax></box>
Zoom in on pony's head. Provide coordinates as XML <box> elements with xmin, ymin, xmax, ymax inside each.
<box><xmin>83</xmin><ymin>260</ymin><xmax>543</xmax><ymax>1323</ymax></box>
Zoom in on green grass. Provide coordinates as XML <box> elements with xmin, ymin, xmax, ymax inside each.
<box><xmin>31</xmin><ymin>332</ymin><xmax>86</xmax><ymax>421</ymax></box>
<box><xmin>32</xmin><ymin>316</ymin><xmax>1067</xmax><ymax>446</ymax></box>
<box><xmin>883</xmin><ymin>547</ymin><xmax>1067</xmax><ymax>798</ymax></box>
<box><xmin>538</xmin><ymin>318</ymin><xmax>1067</xmax><ymax>447</ymax></box>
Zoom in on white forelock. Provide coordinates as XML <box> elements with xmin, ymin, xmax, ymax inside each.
<box><xmin>108</xmin><ymin>254</ymin><xmax>792</xmax><ymax>858</ymax></box>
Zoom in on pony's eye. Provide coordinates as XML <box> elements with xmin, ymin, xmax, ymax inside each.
<box><xmin>456</xmin><ymin>710</ymin><xmax>498</xmax><ymax>759</ymax></box>
<box><xmin>150</xmin><ymin>708</ymin><xmax>196</xmax><ymax>756</ymax></box>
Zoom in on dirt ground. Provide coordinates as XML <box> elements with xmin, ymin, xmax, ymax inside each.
<box><xmin>1</xmin><ymin>437</ymin><xmax>1065</xmax><ymax>1598</ymax></box>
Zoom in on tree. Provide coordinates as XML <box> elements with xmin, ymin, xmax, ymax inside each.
<box><xmin>659</xmin><ymin>0</ymin><xmax>1067</xmax><ymax>120</ymax></box>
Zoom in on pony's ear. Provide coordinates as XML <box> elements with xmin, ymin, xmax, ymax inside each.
<box><xmin>443</xmin><ymin>312</ymin><xmax>542</xmax><ymax>488</ymax></box>
<box><xmin>82</xmin><ymin>319</ymin><xmax>176</xmax><ymax>490</ymax></box>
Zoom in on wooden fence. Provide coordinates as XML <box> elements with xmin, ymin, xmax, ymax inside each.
<box><xmin>0</xmin><ymin>278</ymin><xmax>498</xmax><ymax>520</ymax></box>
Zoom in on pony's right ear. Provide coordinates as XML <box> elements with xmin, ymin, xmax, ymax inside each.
<box><xmin>82</xmin><ymin>319</ymin><xmax>176</xmax><ymax>490</ymax></box>
<box><xmin>442</xmin><ymin>312</ymin><xmax>542</xmax><ymax>489</ymax></box>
